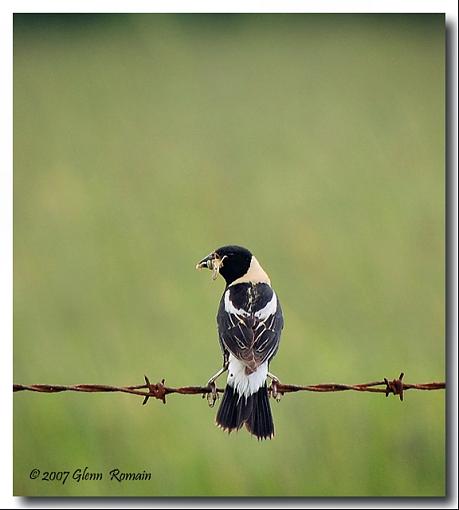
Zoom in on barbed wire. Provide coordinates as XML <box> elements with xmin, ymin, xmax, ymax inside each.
<box><xmin>13</xmin><ymin>372</ymin><xmax>445</xmax><ymax>406</ymax></box>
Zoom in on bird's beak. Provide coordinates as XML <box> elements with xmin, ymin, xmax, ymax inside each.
<box><xmin>196</xmin><ymin>252</ymin><xmax>223</xmax><ymax>280</ymax></box>
<box><xmin>196</xmin><ymin>252</ymin><xmax>217</xmax><ymax>271</ymax></box>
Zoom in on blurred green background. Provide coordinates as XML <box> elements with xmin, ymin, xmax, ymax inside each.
<box><xmin>14</xmin><ymin>14</ymin><xmax>445</xmax><ymax>497</ymax></box>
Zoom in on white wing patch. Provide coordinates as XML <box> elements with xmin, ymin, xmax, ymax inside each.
<box><xmin>254</xmin><ymin>292</ymin><xmax>277</xmax><ymax>320</ymax></box>
<box><xmin>224</xmin><ymin>290</ymin><xmax>250</xmax><ymax>317</ymax></box>
<box><xmin>227</xmin><ymin>354</ymin><xmax>268</xmax><ymax>398</ymax></box>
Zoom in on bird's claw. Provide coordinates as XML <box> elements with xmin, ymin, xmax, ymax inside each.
<box><xmin>272</xmin><ymin>381</ymin><xmax>282</xmax><ymax>402</ymax></box>
<box><xmin>268</xmin><ymin>375</ymin><xmax>282</xmax><ymax>402</ymax></box>
<box><xmin>205</xmin><ymin>381</ymin><xmax>219</xmax><ymax>408</ymax></box>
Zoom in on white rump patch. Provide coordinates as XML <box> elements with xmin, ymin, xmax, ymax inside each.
<box><xmin>227</xmin><ymin>354</ymin><xmax>268</xmax><ymax>398</ymax></box>
<box><xmin>254</xmin><ymin>292</ymin><xmax>277</xmax><ymax>320</ymax></box>
<box><xmin>224</xmin><ymin>290</ymin><xmax>249</xmax><ymax>317</ymax></box>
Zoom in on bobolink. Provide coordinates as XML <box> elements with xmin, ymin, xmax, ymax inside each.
<box><xmin>196</xmin><ymin>245</ymin><xmax>283</xmax><ymax>440</ymax></box>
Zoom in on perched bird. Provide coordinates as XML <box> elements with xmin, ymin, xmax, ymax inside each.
<box><xmin>196</xmin><ymin>245</ymin><xmax>283</xmax><ymax>440</ymax></box>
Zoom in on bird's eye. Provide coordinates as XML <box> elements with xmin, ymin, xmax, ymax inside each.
<box><xmin>206</xmin><ymin>259</ymin><xmax>213</xmax><ymax>269</ymax></box>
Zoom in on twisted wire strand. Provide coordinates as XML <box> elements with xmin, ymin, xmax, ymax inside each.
<box><xmin>13</xmin><ymin>372</ymin><xmax>445</xmax><ymax>405</ymax></box>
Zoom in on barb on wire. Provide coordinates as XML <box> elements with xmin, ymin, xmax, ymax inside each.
<box><xmin>13</xmin><ymin>372</ymin><xmax>445</xmax><ymax>406</ymax></box>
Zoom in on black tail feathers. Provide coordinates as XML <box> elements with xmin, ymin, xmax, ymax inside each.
<box><xmin>216</xmin><ymin>384</ymin><xmax>274</xmax><ymax>440</ymax></box>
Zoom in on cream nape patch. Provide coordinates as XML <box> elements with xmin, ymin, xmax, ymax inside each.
<box><xmin>229</xmin><ymin>256</ymin><xmax>271</xmax><ymax>287</ymax></box>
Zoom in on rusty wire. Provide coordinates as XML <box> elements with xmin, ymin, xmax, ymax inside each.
<box><xmin>13</xmin><ymin>372</ymin><xmax>445</xmax><ymax>405</ymax></box>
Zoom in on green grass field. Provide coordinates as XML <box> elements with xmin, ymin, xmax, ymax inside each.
<box><xmin>13</xmin><ymin>14</ymin><xmax>445</xmax><ymax>497</ymax></box>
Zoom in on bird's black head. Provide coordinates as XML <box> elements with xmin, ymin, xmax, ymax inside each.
<box><xmin>196</xmin><ymin>245</ymin><xmax>252</xmax><ymax>286</ymax></box>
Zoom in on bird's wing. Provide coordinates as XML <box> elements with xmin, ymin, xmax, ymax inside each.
<box><xmin>217</xmin><ymin>284</ymin><xmax>283</xmax><ymax>371</ymax></box>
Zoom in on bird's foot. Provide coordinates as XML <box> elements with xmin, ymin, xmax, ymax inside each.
<box><xmin>203</xmin><ymin>364</ymin><xmax>227</xmax><ymax>407</ymax></box>
<box><xmin>268</xmin><ymin>372</ymin><xmax>282</xmax><ymax>402</ymax></box>
<box><xmin>205</xmin><ymin>380</ymin><xmax>219</xmax><ymax>408</ymax></box>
